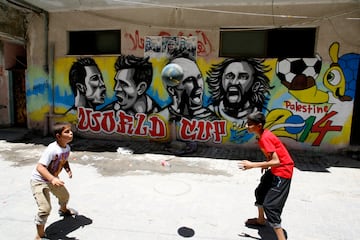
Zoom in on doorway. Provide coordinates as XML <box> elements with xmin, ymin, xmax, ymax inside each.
<box><xmin>4</xmin><ymin>42</ymin><xmax>27</xmax><ymax>127</ymax></box>
<box><xmin>10</xmin><ymin>68</ymin><xmax>27</xmax><ymax>127</ymax></box>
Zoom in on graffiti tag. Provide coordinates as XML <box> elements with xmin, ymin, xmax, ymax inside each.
<box><xmin>124</xmin><ymin>30</ymin><xmax>144</xmax><ymax>51</ymax></box>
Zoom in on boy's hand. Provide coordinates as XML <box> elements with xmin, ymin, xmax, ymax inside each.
<box><xmin>238</xmin><ymin>160</ymin><xmax>252</xmax><ymax>170</ymax></box>
<box><xmin>51</xmin><ymin>177</ymin><xmax>64</xmax><ymax>186</ymax></box>
<box><xmin>67</xmin><ymin>170</ymin><xmax>72</xmax><ymax>179</ymax></box>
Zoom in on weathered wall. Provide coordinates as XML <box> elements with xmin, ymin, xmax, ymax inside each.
<box><xmin>24</xmin><ymin>3</ymin><xmax>360</xmax><ymax>149</ymax></box>
<box><xmin>0</xmin><ymin>41</ymin><xmax>10</xmax><ymax>126</ymax></box>
<box><xmin>0</xmin><ymin>2</ymin><xmax>27</xmax><ymax>40</ymax></box>
<box><xmin>47</xmin><ymin>3</ymin><xmax>360</xmax><ymax>59</ymax></box>
<box><xmin>0</xmin><ymin>2</ymin><xmax>27</xmax><ymax>126</ymax></box>
<box><xmin>25</xmin><ymin>12</ymin><xmax>49</xmax><ymax>131</ymax></box>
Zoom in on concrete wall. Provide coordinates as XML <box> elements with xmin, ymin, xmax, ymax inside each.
<box><xmin>24</xmin><ymin>2</ymin><xmax>360</xmax><ymax>149</ymax></box>
<box><xmin>0</xmin><ymin>41</ymin><xmax>10</xmax><ymax>126</ymax></box>
<box><xmin>0</xmin><ymin>2</ymin><xmax>27</xmax><ymax>126</ymax></box>
<box><xmin>0</xmin><ymin>2</ymin><xmax>27</xmax><ymax>40</ymax></box>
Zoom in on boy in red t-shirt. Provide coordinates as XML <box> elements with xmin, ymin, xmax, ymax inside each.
<box><xmin>239</xmin><ymin>111</ymin><xmax>294</xmax><ymax>240</ymax></box>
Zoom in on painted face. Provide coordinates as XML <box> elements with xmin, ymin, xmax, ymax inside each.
<box><xmin>171</xmin><ymin>58</ymin><xmax>204</xmax><ymax>111</ymax></box>
<box><xmin>114</xmin><ymin>69</ymin><xmax>138</xmax><ymax>110</ymax></box>
<box><xmin>167</xmin><ymin>40</ymin><xmax>176</xmax><ymax>54</ymax></box>
<box><xmin>145</xmin><ymin>39</ymin><xmax>152</xmax><ymax>50</ymax></box>
<box><xmin>84</xmin><ymin>66</ymin><xmax>106</xmax><ymax>105</ymax></box>
<box><xmin>222</xmin><ymin>61</ymin><xmax>254</xmax><ymax>104</ymax></box>
<box><xmin>179</xmin><ymin>40</ymin><xmax>186</xmax><ymax>50</ymax></box>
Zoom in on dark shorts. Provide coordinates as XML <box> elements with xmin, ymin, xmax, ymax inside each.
<box><xmin>254</xmin><ymin>170</ymin><xmax>291</xmax><ymax>228</ymax></box>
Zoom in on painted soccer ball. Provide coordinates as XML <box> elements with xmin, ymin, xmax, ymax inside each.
<box><xmin>161</xmin><ymin>63</ymin><xmax>184</xmax><ymax>87</ymax></box>
<box><xmin>276</xmin><ymin>54</ymin><xmax>322</xmax><ymax>83</ymax></box>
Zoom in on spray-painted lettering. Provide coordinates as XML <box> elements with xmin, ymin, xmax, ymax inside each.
<box><xmin>77</xmin><ymin>107</ymin><xmax>166</xmax><ymax>138</ymax></box>
<box><xmin>285</xmin><ymin>100</ymin><xmax>329</xmax><ymax>114</ymax></box>
<box><xmin>178</xmin><ymin>118</ymin><xmax>227</xmax><ymax>143</ymax></box>
<box><xmin>311</xmin><ymin>111</ymin><xmax>342</xmax><ymax>146</ymax></box>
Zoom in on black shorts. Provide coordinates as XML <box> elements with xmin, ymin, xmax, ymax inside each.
<box><xmin>254</xmin><ymin>169</ymin><xmax>291</xmax><ymax>228</ymax></box>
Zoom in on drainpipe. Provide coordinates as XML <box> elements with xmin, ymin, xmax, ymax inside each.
<box><xmin>6</xmin><ymin>0</ymin><xmax>50</xmax><ymax>134</ymax></box>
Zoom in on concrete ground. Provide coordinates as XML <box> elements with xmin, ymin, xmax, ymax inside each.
<box><xmin>0</xmin><ymin>128</ymin><xmax>359</xmax><ymax>240</ymax></box>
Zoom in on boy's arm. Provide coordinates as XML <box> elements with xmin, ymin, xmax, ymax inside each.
<box><xmin>63</xmin><ymin>161</ymin><xmax>72</xmax><ymax>178</ymax></box>
<box><xmin>36</xmin><ymin>163</ymin><xmax>65</xmax><ymax>186</ymax></box>
<box><xmin>239</xmin><ymin>152</ymin><xmax>280</xmax><ymax>170</ymax></box>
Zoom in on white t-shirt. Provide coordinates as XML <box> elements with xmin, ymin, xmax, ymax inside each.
<box><xmin>31</xmin><ymin>141</ymin><xmax>71</xmax><ymax>182</ymax></box>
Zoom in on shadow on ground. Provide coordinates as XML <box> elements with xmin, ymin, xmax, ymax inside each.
<box><xmin>45</xmin><ymin>215</ymin><xmax>93</xmax><ymax>240</ymax></box>
<box><xmin>1</xmin><ymin>127</ymin><xmax>359</xmax><ymax>172</ymax></box>
<box><xmin>239</xmin><ymin>223</ymin><xmax>287</xmax><ymax>240</ymax></box>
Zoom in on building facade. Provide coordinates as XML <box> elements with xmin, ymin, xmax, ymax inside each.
<box><xmin>1</xmin><ymin>1</ymin><xmax>359</xmax><ymax>150</ymax></box>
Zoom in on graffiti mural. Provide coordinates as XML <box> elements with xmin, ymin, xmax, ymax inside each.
<box><xmin>66</xmin><ymin>58</ymin><xmax>106</xmax><ymax>113</ymax></box>
<box><xmin>268</xmin><ymin>42</ymin><xmax>360</xmax><ymax>146</ymax></box>
<box><xmin>206</xmin><ymin>58</ymin><xmax>272</xmax><ymax>127</ymax></box>
<box><xmin>158</xmin><ymin>57</ymin><xmax>218</xmax><ymax>122</ymax></box>
<box><xmin>100</xmin><ymin>55</ymin><xmax>160</xmax><ymax>115</ymax></box>
<box><xmin>30</xmin><ymin>41</ymin><xmax>358</xmax><ymax>147</ymax></box>
<box><xmin>276</xmin><ymin>54</ymin><xmax>327</xmax><ymax>103</ymax></box>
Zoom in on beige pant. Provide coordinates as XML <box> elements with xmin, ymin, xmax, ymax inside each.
<box><xmin>30</xmin><ymin>180</ymin><xmax>69</xmax><ymax>225</ymax></box>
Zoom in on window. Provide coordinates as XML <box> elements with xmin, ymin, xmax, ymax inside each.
<box><xmin>219</xmin><ymin>28</ymin><xmax>317</xmax><ymax>58</ymax></box>
<box><xmin>68</xmin><ymin>30</ymin><xmax>121</xmax><ymax>55</ymax></box>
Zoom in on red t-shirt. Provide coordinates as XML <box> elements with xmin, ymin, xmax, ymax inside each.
<box><xmin>258</xmin><ymin>129</ymin><xmax>294</xmax><ymax>179</ymax></box>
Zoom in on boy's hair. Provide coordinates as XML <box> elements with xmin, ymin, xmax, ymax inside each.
<box><xmin>247</xmin><ymin>111</ymin><xmax>266</xmax><ymax>126</ymax></box>
<box><xmin>53</xmin><ymin>122</ymin><xmax>71</xmax><ymax>137</ymax></box>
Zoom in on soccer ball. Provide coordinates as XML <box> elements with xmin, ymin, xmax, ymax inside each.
<box><xmin>161</xmin><ymin>63</ymin><xmax>184</xmax><ymax>87</ymax></box>
<box><xmin>276</xmin><ymin>54</ymin><xmax>322</xmax><ymax>83</ymax></box>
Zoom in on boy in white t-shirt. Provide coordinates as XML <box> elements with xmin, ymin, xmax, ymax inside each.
<box><xmin>30</xmin><ymin>122</ymin><xmax>75</xmax><ymax>240</ymax></box>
